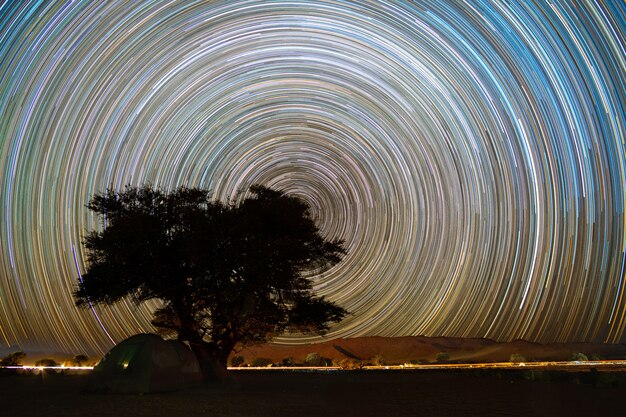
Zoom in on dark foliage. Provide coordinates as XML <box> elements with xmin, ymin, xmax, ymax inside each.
<box><xmin>250</xmin><ymin>357</ymin><xmax>273</xmax><ymax>367</ymax></box>
<box><xmin>230</xmin><ymin>355</ymin><xmax>245</xmax><ymax>367</ymax></box>
<box><xmin>0</xmin><ymin>351</ymin><xmax>25</xmax><ymax>366</ymax></box>
<box><xmin>35</xmin><ymin>358</ymin><xmax>59</xmax><ymax>367</ymax></box>
<box><xmin>75</xmin><ymin>185</ymin><xmax>347</xmax><ymax>380</ymax></box>
<box><xmin>72</xmin><ymin>354</ymin><xmax>89</xmax><ymax>366</ymax></box>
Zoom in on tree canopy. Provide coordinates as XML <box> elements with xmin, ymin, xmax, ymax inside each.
<box><xmin>75</xmin><ymin>185</ymin><xmax>347</xmax><ymax>380</ymax></box>
<box><xmin>0</xmin><ymin>351</ymin><xmax>25</xmax><ymax>367</ymax></box>
<box><xmin>72</xmin><ymin>354</ymin><xmax>89</xmax><ymax>366</ymax></box>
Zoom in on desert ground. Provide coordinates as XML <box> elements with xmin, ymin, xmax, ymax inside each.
<box><xmin>1</xmin><ymin>369</ymin><xmax>625</xmax><ymax>417</ymax></box>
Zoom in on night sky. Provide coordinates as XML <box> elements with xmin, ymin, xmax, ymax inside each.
<box><xmin>0</xmin><ymin>1</ymin><xmax>624</xmax><ymax>356</ymax></box>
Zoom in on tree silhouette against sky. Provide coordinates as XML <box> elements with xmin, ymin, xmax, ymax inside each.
<box><xmin>75</xmin><ymin>185</ymin><xmax>347</xmax><ymax>380</ymax></box>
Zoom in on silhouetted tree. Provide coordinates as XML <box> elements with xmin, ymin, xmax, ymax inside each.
<box><xmin>35</xmin><ymin>358</ymin><xmax>59</xmax><ymax>367</ymax></box>
<box><xmin>0</xmin><ymin>351</ymin><xmax>25</xmax><ymax>366</ymax></box>
<box><xmin>75</xmin><ymin>185</ymin><xmax>347</xmax><ymax>381</ymax></box>
<box><xmin>72</xmin><ymin>354</ymin><xmax>89</xmax><ymax>366</ymax></box>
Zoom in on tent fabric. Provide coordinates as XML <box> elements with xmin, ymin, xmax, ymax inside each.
<box><xmin>86</xmin><ymin>333</ymin><xmax>203</xmax><ymax>393</ymax></box>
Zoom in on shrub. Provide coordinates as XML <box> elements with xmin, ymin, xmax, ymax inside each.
<box><xmin>304</xmin><ymin>352</ymin><xmax>331</xmax><ymax>367</ymax></box>
<box><xmin>281</xmin><ymin>357</ymin><xmax>298</xmax><ymax>367</ymax></box>
<box><xmin>370</xmin><ymin>354</ymin><xmax>385</xmax><ymax>366</ymax></box>
<box><xmin>571</xmin><ymin>352</ymin><xmax>588</xmax><ymax>362</ymax></box>
<box><xmin>230</xmin><ymin>355</ymin><xmax>245</xmax><ymax>367</ymax></box>
<box><xmin>251</xmin><ymin>357</ymin><xmax>273</xmax><ymax>367</ymax></box>
<box><xmin>435</xmin><ymin>352</ymin><xmax>450</xmax><ymax>363</ymax></box>
<box><xmin>338</xmin><ymin>358</ymin><xmax>363</xmax><ymax>370</ymax></box>
<box><xmin>510</xmin><ymin>353</ymin><xmax>527</xmax><ymax>363</ymax></box>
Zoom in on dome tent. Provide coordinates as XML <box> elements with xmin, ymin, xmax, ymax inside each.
<box><xmin>86</xmin><ymin>333</ymin><xmax>202</xmax><ymax>393</ymax></box>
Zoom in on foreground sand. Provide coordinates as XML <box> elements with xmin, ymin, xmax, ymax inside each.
<box><xmin>2</xmin><ymin>369</ymin><xmax>625</xmax><ymax>417</ymax></box>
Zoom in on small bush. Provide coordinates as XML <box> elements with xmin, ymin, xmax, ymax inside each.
<box><xmin>281</xmin><ymin>357</ymin><xmax>298</xmax><ymax>367</ymax></box>
<box><xmin>510</xmin><ymin>353</ymin><xmax>527</xmax><ymax>363</ymax></box>
<box><xmin>230</xmin><ymin>355</ymin><xmax>245</xmax><ymax>367</ymax></box>
<box><xmin>435</xmin><ymin>352</ymin><xmax>449</xmax><ymax>363</ymax></box>
<box><xmin>338</xmin><ymin>358</ymin><xmax>363</xmax><ymax>370</ymax></box>
<box><xmin>251</xmin><ymin>357</ymin><xmax>273</xmax><ymax>367</ymax></box>
<box><xmin>304</xmin><ymin>352</ymin><xmax>331</xmax><ymax>367</ymax></box>
<box><xmin>571</xmin><ymin>352</ymin><xmax>588</xmax><ymax>362</ymax></box>
<box><xmin>370</xmin><ymin>354</ymin><xmax>385</xmax><ymax>366</ymax></box>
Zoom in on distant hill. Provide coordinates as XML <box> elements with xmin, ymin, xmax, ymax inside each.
<box><xmin>236</xmin><ymin>336</ymin><xmax>626</xmax><ymax>365</ymax></box>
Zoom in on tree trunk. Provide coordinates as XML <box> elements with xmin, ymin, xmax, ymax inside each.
<box><xmin>188</xmin><ymin>340</ymin><xmax>229</xmax><ymax>382</ymax></box>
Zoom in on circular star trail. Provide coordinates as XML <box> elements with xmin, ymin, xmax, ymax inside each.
<box><xmin>0</xmin><ymin>1</ymin><xmax>625</xmax><ymax>355</ymax></box>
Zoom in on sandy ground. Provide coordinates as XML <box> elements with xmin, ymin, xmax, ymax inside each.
<box><xmin>1</xmin><ymin>369</ymin><xmax>625</xmax><ymax>417</ymax></box>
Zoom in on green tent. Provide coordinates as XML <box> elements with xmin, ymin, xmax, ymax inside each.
<box><xmin>86</xmin><ymin>333</ymin><xmax>202</xmax><ymax>393</ymax></box>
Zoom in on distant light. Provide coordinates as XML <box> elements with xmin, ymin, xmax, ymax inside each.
<box><xmin>0</xmin><ymin>365</ymin><xmax>94</xmax><ymax>370</ymax></box>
